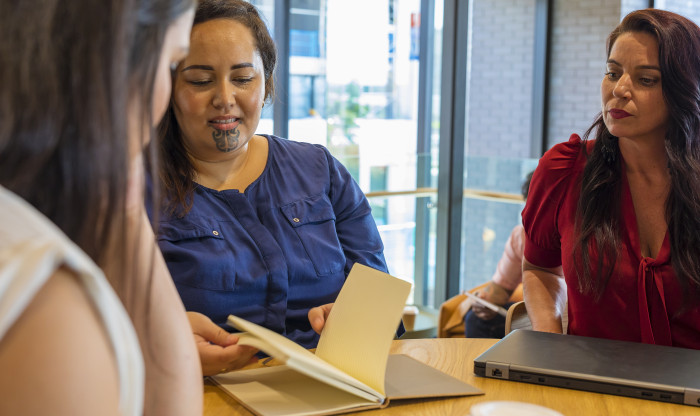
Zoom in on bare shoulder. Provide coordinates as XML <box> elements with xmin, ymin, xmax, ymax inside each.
<box><xmin>0</xmin><ymin>267</ymin><xmax>121</xmax><ymax>416</ymax></box>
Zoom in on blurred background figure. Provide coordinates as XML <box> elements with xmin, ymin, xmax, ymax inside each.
<box><xmin>464</xmin><ymin>171</ymin><xmax>533</xmax><ymax>338</ymax></box>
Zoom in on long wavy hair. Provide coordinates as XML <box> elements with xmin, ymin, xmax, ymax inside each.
<box><xmin>156</xmin><ymin>0</ymin><xmax>277</xmax><ymax>217</ymax></box>
<box><xmin>574</xmin><ymin>9</ymin><xmax>700</xmax><ymax>304</ymax></box>
<box><xmin>0</xmin><ymin>0</ymin><xmax>193</xmax><ymax>298</ymax></box>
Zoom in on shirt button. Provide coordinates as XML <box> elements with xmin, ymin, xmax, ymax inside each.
<box><xmin>293</xmin><ymin>218</ymin><xmax>300</xmax><ymax>223</ymax></box>
<box><xmin>645</xmin><ymin>267</ymin><xmax>649</xmax><ymax>272</ymax></box>
<box><xmin>212</xmin><ymin>230</ymin><xmax>220</xmax><ymax>236</ymax></box>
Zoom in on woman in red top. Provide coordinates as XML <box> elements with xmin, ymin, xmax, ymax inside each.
<box><xmin>523</xmin><ymin>9</ymin><xmax>700</xmax><ymax>349</ymax></box>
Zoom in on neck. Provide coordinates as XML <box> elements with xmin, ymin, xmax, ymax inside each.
<box><xmin>191</xmin><ymin>141</ymin><xmax>251</xmax><ymax>190</ymax></box>
<box><xmin>618</xmin><ymin>135</ymin><xmax>668</xmax><ymax>175</ymax></box>
<box><xmin>190</xmin><ymin>135</ymin><xmax>268</xmax><ymax>192</ymax></box>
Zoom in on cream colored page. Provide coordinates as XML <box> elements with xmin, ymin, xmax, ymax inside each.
<box><xmin>315</xmin><ymin>263</ymin><xmax>412</xmax><ymax>396</ymax></box>
<box><xmin>213</xmin><ymin>366</ymin><xmax>381</xmax><ymax>416</ymax></box>
<box><xmin>228</xmin><ymin>315</ymin><xmax>383</xmax><ymax>402</ymax></box>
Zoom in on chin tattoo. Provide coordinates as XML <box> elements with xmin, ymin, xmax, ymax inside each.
<box><xmin>212</xmin><ymin>128</ymin><xmax>241</xmax><ymax>152</ymax></box>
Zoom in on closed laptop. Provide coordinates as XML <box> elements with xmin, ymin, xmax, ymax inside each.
<box><xmin>474</xmin><ymin>329</ymin><xmax>700</xmax><ymax>406</ymax></box>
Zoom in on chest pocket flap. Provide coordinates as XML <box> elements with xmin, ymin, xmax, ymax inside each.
<box><xmin>279</xmin><ymin>193</ymin><xmax>344</xmax><ymax>276</ymax></box>
<box><xmin>280</xmin><ymin>193</ymin><xmax>336</xmax><ymax>227</ymax></box>
<box><xmin>157</xmin><ymin>217</ymin><xmax>225</xmax><ymax>241</ymax></box>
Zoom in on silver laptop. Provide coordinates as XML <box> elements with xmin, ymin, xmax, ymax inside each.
<box><xmin>474</xmin><ymin>329</ymin><xmax>700</xmax><ymax>406</ymax></box>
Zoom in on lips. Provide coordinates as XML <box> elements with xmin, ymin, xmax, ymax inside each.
<box><xmin>208</xmin><ymin>117</ymin><xmax>240</xmax><ymax>130</ymax></box>
<box><xmin>609</xmin><ymin>109</ymin><xmax>632</xmax><ymax>119</ymax></box>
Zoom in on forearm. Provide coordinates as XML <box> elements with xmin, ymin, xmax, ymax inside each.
<box><xmin>103</xmin><ymin>209</ymin><xmax>203</xmax><ymax>416</ymax></box>
<box><xmin>522</xmin><ymin>260</ymin><xmax>566</xmax><ymax>333</ymax></box>
<box><xmin>140</xmin><ymin>232</ymin><xmax>203</xmax><ymax>416</ymax></box>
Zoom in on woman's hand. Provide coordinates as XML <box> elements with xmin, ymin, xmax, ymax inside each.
<box><xmin>187</xmin><ymin>311</ymin><xmax>258</xmax><ymax>376</ymax></box>
<box><xmin>308</xmin><ymin>303</ymin><xmax>333</xmax><ymax>334</ymax></box>
<box><xmin>472</xmin><ymin>282</ymin><xmax>512</xmax><ymax>320</ymax></box>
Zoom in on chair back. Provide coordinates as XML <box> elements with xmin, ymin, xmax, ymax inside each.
<box><xmin>504</xmin><ymin>300</ymin><xmax>569</xmax><ymax>335</ymax></box>
<box><xmin>505</xmin><ymin>301</ymin><xmax>531</xmax><ymax>334</ymax></box>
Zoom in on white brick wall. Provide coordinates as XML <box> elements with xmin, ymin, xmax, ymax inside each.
<box><xmin>545</xmin><ymin>0</ymin><xmax>620</xmax><ymax>149</ymax></box>
<box><xmin>467</xmin><ymin>0</ymin><xmax>536</xmax><ymax>158</ymax></box>
<box><xmin>466</xmin><ymin>0</ymin><xmax>632</xmax><ymax>156</ymax></box>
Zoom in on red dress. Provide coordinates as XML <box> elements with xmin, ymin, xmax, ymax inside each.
<box><xmin>522</xmin><ymin>134</ymin><xmax>700</xmax><ymax>349</ymax></box>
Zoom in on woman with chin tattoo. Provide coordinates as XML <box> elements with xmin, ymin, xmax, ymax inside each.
<box><xmin>152</xmin><ymin>0</ymin><xmax>390</xmax><ymax>376</ymax></box>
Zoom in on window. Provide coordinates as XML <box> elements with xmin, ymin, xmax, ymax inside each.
<box><xmin>280</xmin><ymin>0</ymin><xmax>433</xmax><ymax>304</ymax></box>
<box><xmin>654</xmin><ymin>1</ymin><xmax>700</xmax><ymax>24</ymax></box>
<box><xmin>458</xmin><ymin>0</ymin><xmax>539</xmax><ymax>292</ymax></box>
<box><xmin>249</xmin><ymin>0</ymin><xmax>650</xmax><ymax>308</ymax></box>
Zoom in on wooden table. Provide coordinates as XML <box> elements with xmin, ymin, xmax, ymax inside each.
<box><xmin>204</xmin><ymin>338</ymin><xmax>699</xmax><ymax>416</ymax></box>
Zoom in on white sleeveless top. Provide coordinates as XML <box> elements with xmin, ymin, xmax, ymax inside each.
<box><xmin>0</xmin><ymin>186</ymin><xmax>144</xmax><ymax>416</ymax></box>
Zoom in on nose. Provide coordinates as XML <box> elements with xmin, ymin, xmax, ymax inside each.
<box><xmin>612</xmin><ymin>74</ymin><xmax>632</xmax><ymax>99</ymax></box>
<box><xmin>212</xmin><ymin>81</ymin><xmax>235</xmax><ymax>110</ymax></box>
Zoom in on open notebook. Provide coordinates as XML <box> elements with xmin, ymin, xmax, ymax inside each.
<box><xmin>212</xmin><ymin>263</ymin><xmax>482</xmax><ymax>416</ymax></box>
<box><xmin>474</xmin><ymin>329</ymin><xmax>700</xmax><ymax>406</ymax></box>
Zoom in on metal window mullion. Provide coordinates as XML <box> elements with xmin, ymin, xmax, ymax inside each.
<box><xmin>273</xmin><ymin>0</ymin><xmax>290</xmax><ymax>139</ymax></box>
<box><xmin>413</xmin><ymin>0</ymin><xmax>435</xmax><ymax>306</ymax></box>
<box><xmin>435</xmin><ymin>0</ymin><xmax>469</xmax><ymax>305</ymax></box>
<box><xmin>530</xmin><ymin>0</ymin><xmax>551</xmax><ymax>158</ymax></box>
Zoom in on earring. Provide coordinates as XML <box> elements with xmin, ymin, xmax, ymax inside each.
<box><xmin>262</xmin><ymin>102</ymin><xmax>265</xmax><ymax>108</ymax></box>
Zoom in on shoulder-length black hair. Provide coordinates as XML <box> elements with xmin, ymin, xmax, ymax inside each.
<box><xmin>575</xmin><ymin>8</ymin><xmax>700</xmax><ymax>304</ymax></box>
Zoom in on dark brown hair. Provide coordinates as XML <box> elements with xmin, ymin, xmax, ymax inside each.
<box><xmin>522</xmin><ymin>170</ymin><xmax>534</xmax><ymax>200</ymax></box>
<box><xmin>157</xmin><ymin>0</ymin><xmax>277</xmax><ymax>216</ymax></box>
<box><xmin>0</xmin><ymin>0</ymin><xmax>193</xmax><ymax>292</ymax></box>
<box><xmin>575</xmin><ymin>9</ymin><xmax>700</xmax><ymax>302</ymax></box>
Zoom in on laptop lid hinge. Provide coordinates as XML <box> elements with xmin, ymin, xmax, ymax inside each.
<box><xmin>485</xmin><ymin>362</ymin><xmax>509</xmax><ymax>379</ymax></box>
<box><xmin>684</xmin><ymin>389</ymin><xmax>700</xmax><ymax>406</ymax></box>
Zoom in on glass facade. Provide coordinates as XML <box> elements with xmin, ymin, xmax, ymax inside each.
<box><xmin>253</xmin><ymin>0</ymin><xmax>432</xmax><ymax>303</ymax></box>
<box><xmin>458</xmin><ymin>0</ymin><xmax>539</xmax><ymax>293</ymax></box>
<box><xmin>654</xmin><ymin>0</ymin><xmax>700</xmax><ymax>23</ymax></box>
<box><xmin>247</xmin><ymin>0</ymin><xmax>681</xmax><ymax>308</ymax></box>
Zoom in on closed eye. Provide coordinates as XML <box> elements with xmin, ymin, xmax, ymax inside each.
<box><xmin>232</xmin><ymin>77</ymin><xmax>254</xmax><ymax>84</ymax></box>
<box><xmin>188</xmin><ymin>80</ymin><xmax>211</xmax><ymax>86</ymax></box>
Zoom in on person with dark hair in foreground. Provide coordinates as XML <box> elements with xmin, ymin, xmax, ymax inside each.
<box><xmin>0</xmin><ymin>0</ymin><xmax>208</xmax><ymax>415</ymax></box>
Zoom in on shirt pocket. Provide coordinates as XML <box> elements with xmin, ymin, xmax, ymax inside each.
<box><xmin>157</xmin><ymin>217</ymin><xmax>237</xmax><ymax>291</ymax></box>
<box><xmin>280</xmin><ymin>193</ymin><xmax>345</xmax><ymax>276</ymax></box>
<box><xmin>158</xmin><ymin>217</ymin><xmax>225</xmax><ymax>241</ymax></box>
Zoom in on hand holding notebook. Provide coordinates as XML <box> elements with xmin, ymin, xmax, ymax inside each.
<box><xmin>212</xmin><ymin>263</ymin><xmax>482</xmax><ymax>416</ymax></box>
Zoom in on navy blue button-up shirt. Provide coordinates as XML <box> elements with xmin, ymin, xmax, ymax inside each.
<box><xmin>154</xmin><ymin>135</ymin><xmax>388</xmax><ymax>348</ymax></box>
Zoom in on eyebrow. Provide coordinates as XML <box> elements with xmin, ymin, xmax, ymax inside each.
<box><xmin>181</xmin><ymin>63</ymin><xmax>254</xmax><ymax>72</ymax></box>
<box><xmin>606</xmin><ymin>59</ymin><xmax>661</xmax><ymax>71</ymax></box>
